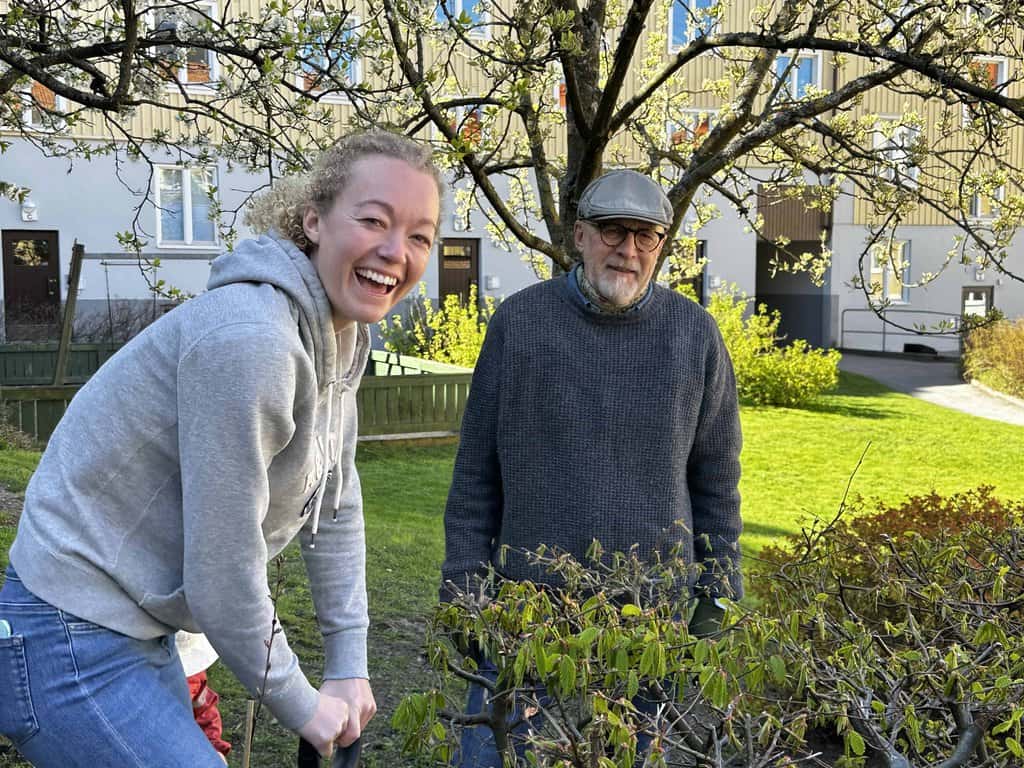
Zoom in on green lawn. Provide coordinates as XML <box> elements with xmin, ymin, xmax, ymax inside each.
<box><xmin>1</xmin><ymin>371</ymin><xmax>1023</xmax><ymax>766</ymax></box>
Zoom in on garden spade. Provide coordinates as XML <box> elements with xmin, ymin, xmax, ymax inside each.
<box><xmin>297</xmin><ymin>737</ymin><xmax>361</xmax><ymax>768</ymax></box>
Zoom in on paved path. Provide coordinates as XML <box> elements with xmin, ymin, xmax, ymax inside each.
<box><xmin>839</xmin><ymin>352</ymin><xmax>1024</xmax><ymax>427</ymax></box>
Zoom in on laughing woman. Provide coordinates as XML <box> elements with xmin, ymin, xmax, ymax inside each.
<box><xmin>0</xmin><ymin>131</ymin><xmax>442</xmax><ymax>766</ymax></box>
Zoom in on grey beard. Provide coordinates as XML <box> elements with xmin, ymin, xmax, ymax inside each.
<box><xmin>576</xmin><ymin>265</ymin><xmax>646</xmax><ymax>314</ymax></box>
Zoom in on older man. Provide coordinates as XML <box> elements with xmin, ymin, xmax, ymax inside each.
<box><xmin>441</xmin><ymin>169</ymin><xmax>743</xmax><ymax>765</ymax></box>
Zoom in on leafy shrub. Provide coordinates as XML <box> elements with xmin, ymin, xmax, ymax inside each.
<box><xmin>379</xmin><ymin>283</ymin><xmax>496</xmax><ymax>368</ymax></box>
<box><xmin>758</xmin><ymin>486</ymin><xmax>1023</xmax><ymax>611</ymax></box>
<box><xmin>698</xmin><ymin>289</ymin><xmax>840</xmax><ymax>406</ymax></box>
<box><xmin>397</xmin><ymin>490</ymin><xmax>1024</xmax><ymax>768</ymax></box>
<box><xmin>963</xmin><ymin>317</ymin><xmax>1024</xmax><ymax>399</ymax></box>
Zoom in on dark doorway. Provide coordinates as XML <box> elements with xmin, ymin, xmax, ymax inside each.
<box><xmin>755</xmin><ymin>240</ymin><xmax>829</xmax><ymax>348</ymax></box>
<box><xmin>438</xmin><ymin>238</ymin><xmax>480</xmax><ymax>304</ymax></box>
<box><xmin>962</xmin><ymin>286</ymin><xmax>994</xmax><ymax>318</ymax></box>
<box><xmin>3</xmin><ymin>229</ymin><xmax>61</xmax><ymax>341</ymax></box>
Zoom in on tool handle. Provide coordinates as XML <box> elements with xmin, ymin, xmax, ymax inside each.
<box><xmin>298</xmin><ymin>737</ymin><xmax>361</xmax><ymax>768</ymax></box>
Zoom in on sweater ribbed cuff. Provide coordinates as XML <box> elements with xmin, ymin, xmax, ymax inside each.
<box><xmin>323</xmin><ymin>629</ymin><xmax>369</xmax><ymax>681</ymax></box>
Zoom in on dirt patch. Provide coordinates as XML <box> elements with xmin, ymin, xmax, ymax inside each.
<box><xmin>0</xmin><ymin>485</ymin><xmax>23</xmax><ymax>526</ymax></box>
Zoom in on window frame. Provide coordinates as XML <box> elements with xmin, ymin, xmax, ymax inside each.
<box><xmin>668</xmin><ymin>0</ymin><xmax>715</xmax><ymax>51</ymax></box>
<box><xmin>21</xmin><ymin>81</ymin><xmax>66</xmax><ymax>131</ymax></box>
<box><xmin>150</xmin><ymin>0</ymin><xmax>220</xmax><ymax>90</ymax></box>
<box><xmin>435</xmin><ymin>0</ymin><xmax>489</xmax><ymax>38</ymax></box>
<box><xmin>874</xmin><ymin>122</ymin><xmax>921</xmax><ymax>187</ymax></box>
<box><xmin>969</xmin><ymin>185</ymin><xmax>1004</xmax><ymax>220</ymax></box>
<box><xmin>667</xmin><ymin>109</ymin><xmax>715</xmax><ymax>148</ymax></box>
<box><xmin>297</xmin><ymin>14</ymin><xmax>362</xmax><ymax>102</ymax></box>
<box><xmin>154</xmin><ymin>165</ymin><xmax>220</xmax><ymax>249</ymax></box>
<box><xmin>774</xmin><ymin>51</ymin><xmax>822</xmax><ymax>100</ymax></box>
<box><xmin>868</xmin><ymin>239</ymin><xmax>911</xmax><ymax>303</ymax></box>
<box><xmin>962</xmin><ymin>56</ymin><xmax>1008</xmax><ymax>126</ymax></box>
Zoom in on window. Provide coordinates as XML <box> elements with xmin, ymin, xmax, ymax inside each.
<box><xmin>447</xmin><ymin>104</ymin><xmax>484</xmax><ymax>145</ymax></box>
<box><xmin>152</xmin><ymin>1</ymin><xmax>218</xmax><ymax>86</ymax></box>
<box><xmin>869</xmin><ymin>240</ymin><xmax>910</xmax><ymax>302</ymax></box>
<box><xmin>155</xmin><ymin>166</ymin><xmax>218</xmax><ymax>247</ymax></box>
<box><xmin>668</xmin><ymin>111</ymin><xmax>715</xmax><ymax>148</ymax></box>
<box><xmin>299</xmin><ymin>16</ymin><xmax>361</xmax><ymax>97</ymax></box>
<box><xmin>435</xmin><ymin>0</ymin><xmax>487</xmax><ymax>36</ymax></box>
<box><xmin>775</xmin><ymin>53</ymin><xmax>819</xmax><ymax>99</ymax></box>
<box><xmin>555</xmin><ymin>78</ymin><xmax>567</xmax><ymax>111</ymax></box>
<box><xmin>970</xmin><ymin>186</ymin><xmax>1004</xmax><ymax>220</ymax></box>
<box><xmin>875</xmin><ymin>123</ymin><xmax>920</xmax><ymax>186</ymax></box>
<box><xmin>669</xmin><ymin>0</ymin><xmax>714</xmax><ymax>49</ymax></box>
<box><xmin>963</xmin><ymin>57</ymin><xmax>1007</xmax><ymax>124</ymax></box>
<box><xmin>22</xmin><ymin>81</ymin><xmax>65</xmax><ymax>130</ymax></box>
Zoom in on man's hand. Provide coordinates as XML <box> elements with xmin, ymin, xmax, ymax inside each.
<box><xmin>321</xmin><ymin>678</ymin><xmax>376</xmax><ymax>748</ymax></box>
<box><xmin>297</xmin><ymin>691</ymin><xmax>350</xmax><ymax>757</ymax></box>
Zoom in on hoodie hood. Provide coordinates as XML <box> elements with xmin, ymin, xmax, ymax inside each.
<box><xmin>208</xmin><ymin>231</ymin><xmax>346</xmax><ymax>390</ymax></box>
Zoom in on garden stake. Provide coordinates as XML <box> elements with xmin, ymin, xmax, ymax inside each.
<box><xmin>241</xmin><ymin>699</ymin><xmax>256</xmax><ymax>768</ymax></box>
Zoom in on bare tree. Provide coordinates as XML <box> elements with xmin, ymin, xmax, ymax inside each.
<box><xmin>3</xmin><ymin>0</ymin><xmax>1022</xmax><ymax>321</ymax></box>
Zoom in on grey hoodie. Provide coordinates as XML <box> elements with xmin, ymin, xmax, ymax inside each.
<box><xmin>10</xmin><ymin>232</ymin><xmax>369</xmax><ymax>731</ymax></box>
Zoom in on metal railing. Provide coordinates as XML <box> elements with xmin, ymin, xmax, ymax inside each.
<box><xmin>839</xmin><ymin>308</ymin><xmax>963</xmax><ymax>354</ymax></box>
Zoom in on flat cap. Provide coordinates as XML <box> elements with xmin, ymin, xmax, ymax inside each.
<box><xmin>577</xmin><ymin>170</ymin><xmax>673</xmax><ymax>227</ymax></box>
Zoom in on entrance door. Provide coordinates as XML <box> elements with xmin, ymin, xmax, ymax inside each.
<box><xmin>962</xmin><ymin>286</ymin><xmax>994</xmax><ymax>318</ymax></box>
<box><xmin>2</xmin><ymin>230</ymin><xmax>61</xmax><ymax>340</ymax></box>
<box><xmin>438</xmin><ymin>238</ymin><xmax>479</xmax><ymax>304</ymax></box>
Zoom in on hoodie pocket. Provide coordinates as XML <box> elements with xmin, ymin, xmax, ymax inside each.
<box><xmin>138</xmin><ymin>587</ymin><xmax>193</xmax><ymax>632</ymax></box>
<box><xmin>0</xmin><ymin>635</ymin><xmax>39</xmax><ymax>745</ymax></box>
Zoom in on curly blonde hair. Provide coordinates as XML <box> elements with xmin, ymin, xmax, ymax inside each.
<box><xmin>245</xmin><ymin>131</ymin><xmax>444</xmax><ymax>253</ymax></box>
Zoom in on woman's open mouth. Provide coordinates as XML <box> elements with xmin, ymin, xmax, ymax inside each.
<box><xmin>355</xmin><ymin>268</ymin><xmax>399</xmax><ymax>295</ymax></box>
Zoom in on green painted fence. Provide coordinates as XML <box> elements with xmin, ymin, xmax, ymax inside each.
<box><xmin>0</xmin><ymin>343</ymin><xmax>120</xmax><ymax>385</ymax></box>
<box><xmin>0</xmin><ymin>348</ymin><xmax>473</xmax><ymax>443</ymax></box>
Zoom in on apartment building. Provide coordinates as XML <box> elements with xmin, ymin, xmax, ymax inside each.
<box><xmin>2</xmin><ymin>0</ymin><xmax>1020</xmax><ymax>353</ymax></box>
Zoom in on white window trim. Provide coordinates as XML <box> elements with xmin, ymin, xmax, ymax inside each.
<box><xmin>775</xmin><ymin>51</ymin><xmax>823</xmax><ymax>100</ymax></box>
<box><xmin>668</xmin><ymin>0</ymin><xmax>715</xmax><ymax>52</ymax></box>
<box><xmin>874</xmin><ymin>121</ymin><xmax>920</xmax><ymax>187</ymax></box>
<box><xmin>296</xmin><ymin>14</ymin><xmax>361</xmax><ymax>103</ymax></box>
<box><xmin>667</xmin><ymin>109</ymin><xmax>715</xmax><ymax>147</ymax></box>
<box><xmin>149</xmin><ymin>0</ymin><xmax>220</xmax><ymax>92</ymax></box>
<box><xmin>962</xmin><ymin>56</ymin><xmax>1008</xmax><ymax>126</ymax></box>
<box><xmin>21</xmin><ymin>84</ymin><xmax>66</xmax><ymax>131</ymax></box>
<box><xmin>436</xmin><ymin>0</ymin><xmax>490</xmax><ymax>39</ymax></box>
<box><xmin>869</xmin><ymin>240</ymin><xmax>911</xmax><ymax>303</ymax></box>
<box><xmin>970</xmin><ymin>185</ymin><xmax>1004</xmax><ymax>220</ymax></box>
<box><xmin>432</xmin><ymin>100</ymin><xmax>486</xmax><ymax>143</ymax></box>
<box><xmin>154</xmin><ymin>165</ymin><xmax>220</xmax><ymax>249</ymax></box>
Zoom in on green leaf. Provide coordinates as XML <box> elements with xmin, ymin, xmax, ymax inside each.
<box><xmin>621</xmin><ymin>603</ymin><xmax>642</xmax><ymax>618</ymax></box>
<box><xmin>847</xmin><ymin>731</ymin><xmax>866</xmax><ymax>756</ymax></box>
<box><xmin>769</xmin><ymin>655</ymin><xmax>786</xmax><ymax>684</ymax></box>
<box><xmin>1007</xmin><ymin>737</ymin><xmax>1024</xmax><ymax>758</ymax></box>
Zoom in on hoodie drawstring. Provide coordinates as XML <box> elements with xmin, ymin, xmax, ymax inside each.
<box><xmin>308</xmin><ymin>382</ymin><xmax>334</xmax><ymax>548</ymax></box>
<box><xmin>308</xmin><ymin>383</ymin><xmax>348</xmax><ymax>547</ymax></box>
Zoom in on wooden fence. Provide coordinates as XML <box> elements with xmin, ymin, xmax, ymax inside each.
<box><xmin>0</xmin><ymin>347</ymin><xmax>473</xmax><ymax>443</ymax></box>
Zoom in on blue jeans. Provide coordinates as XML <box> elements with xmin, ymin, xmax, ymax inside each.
<box><xmin>0</xmin><ymin>567</ymin><xmax>225</xmax><ymax>767</ymax></box>
<box><xmin>456</xmin><ymin>658</ymin><xmax>668</xmax><ymax>767</ymax></box>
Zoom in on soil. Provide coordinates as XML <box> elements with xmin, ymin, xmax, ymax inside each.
<box><xmin>0</xmin><ymin>486</ymin><xmax>23</xmax><ymax>526</ymax></box>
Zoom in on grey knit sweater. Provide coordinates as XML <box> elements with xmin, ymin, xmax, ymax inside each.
<box><xmin>441</xmin><ymin>272</ymin><xmax>743</xmax><ymax>601</ymax></box>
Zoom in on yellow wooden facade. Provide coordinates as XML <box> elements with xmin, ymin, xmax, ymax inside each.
<box><xmin>7</xmin><ymin>0</ymin><xmax>1020</xmax><ymax>228</ymax></box>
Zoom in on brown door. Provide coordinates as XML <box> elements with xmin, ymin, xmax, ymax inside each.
<box><xmin>438</xmin><ymin>238</ymin><xmax>479</xmax><ymax>304</ymax></box>
<box><xmin>3</xmin><ymin>229</ymin><xmax>61</xmax><ymax>340</ymax></box>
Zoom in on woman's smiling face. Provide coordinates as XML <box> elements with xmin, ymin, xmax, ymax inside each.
<box><xmin>303</xmin><ymin>155</ymin><xmax>440</xmax><ymax>329</ymax></box>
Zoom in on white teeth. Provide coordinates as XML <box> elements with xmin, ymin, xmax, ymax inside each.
<box><xmin>355</xmin><ymin>268</ymin><xmax>398</xmax><ymax>287</ymax></box>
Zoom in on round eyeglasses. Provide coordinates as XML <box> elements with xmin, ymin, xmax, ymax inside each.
<box><xmin>583</xmin><ymin>220</ymin><xmax>666</xmax><ymax>253</ymax></box>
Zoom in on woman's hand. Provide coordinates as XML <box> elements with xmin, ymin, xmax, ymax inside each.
<box><xmin>297</xmin><ymin>690</ymin><xmax>351</xmax><ymax>756</ymax></box>
<box><xmin>321</xmin><ymin>678</ymin><xmax>376</xmax><ymax>748</ymax></box>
